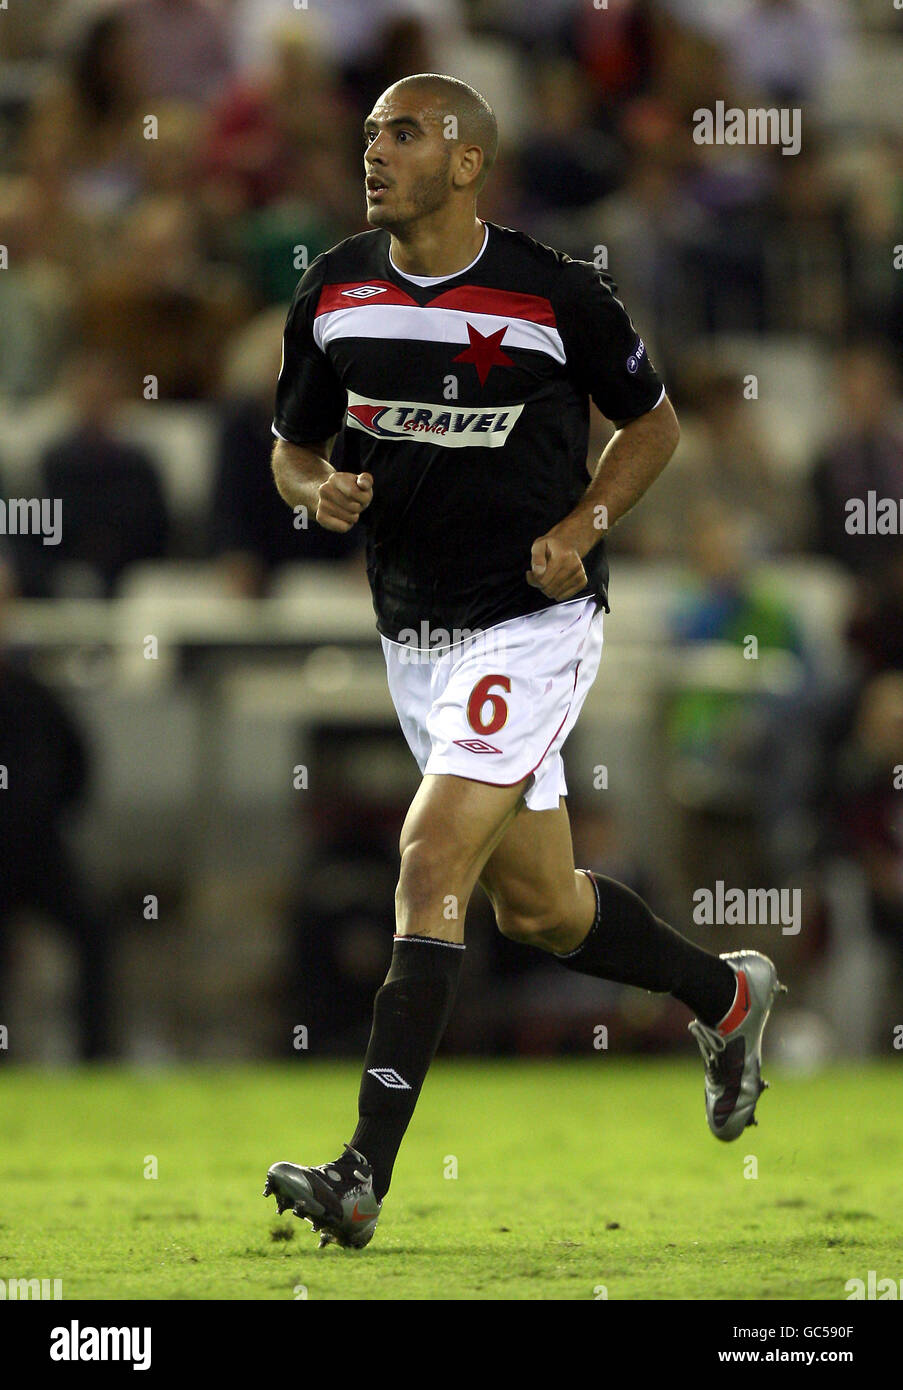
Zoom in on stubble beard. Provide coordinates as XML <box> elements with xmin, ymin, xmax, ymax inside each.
<box><xmin>368</xmin><ymin>150</ymin><xmax>452</xmax><ymax>234</ymax></box>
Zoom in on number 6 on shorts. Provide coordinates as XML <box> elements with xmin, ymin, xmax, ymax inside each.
<box><xmin>466</xmin><ymin>675</ymin><xmax>510</xmax><ymax>736</ymax></box>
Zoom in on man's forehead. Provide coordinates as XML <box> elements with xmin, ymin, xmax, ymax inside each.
<box><xmin>366</xmin><ymin>88</ymin><xmax>448</xmax><ymax>127</ymax></box>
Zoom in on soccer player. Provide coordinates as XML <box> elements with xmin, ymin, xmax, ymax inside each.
<box><xmin>264</xmin><ymin>74</ymin><xmax>785</xmax><ymax>1249</ymax></box>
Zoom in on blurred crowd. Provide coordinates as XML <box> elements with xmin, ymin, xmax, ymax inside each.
<box><xmin>0</xmin><ymin>1</ymin><xmax>900</xmax><ymax>574</ymax></box>
<box><xmin>0</xmin><ymin>0</ymin><xmax>901</xmax><ymax>1058</ymax></box>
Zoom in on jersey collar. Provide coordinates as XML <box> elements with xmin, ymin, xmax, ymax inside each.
<box><xmin>386</xmin><ymin>221</ymin><xmax>489</xmax><ymax>288</ymax></box>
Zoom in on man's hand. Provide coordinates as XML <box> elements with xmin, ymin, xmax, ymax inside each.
<box><xmin>526</xmin><ymin>534</ymin><xmax>587</xmax><ymax>600</ymax></box>
<box><xmin>316</xmin><ymin>472</ymin><xmax>373</xmax><ymax>532</ymax></box>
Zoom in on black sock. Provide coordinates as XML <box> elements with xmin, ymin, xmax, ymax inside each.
<box><xmin>349</xmin><ymin>935</ymin><xmax>464</xmax><ymax>1201</ymax></box>
<box><xmin>556</xmin><ymin>871</ymin><xmax>736</xmax><ymax>1026</ymax></box>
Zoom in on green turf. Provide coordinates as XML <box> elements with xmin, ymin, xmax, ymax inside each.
<box><xmin>0</xmin><ymin>1060</ymin><xmax>899</xmax><ymax>1300</ymax></box>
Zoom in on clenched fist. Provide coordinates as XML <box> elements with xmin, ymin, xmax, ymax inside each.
<box><xmin>316</xmin><ymin>472</ymin><xmax>373</xmax><ymax>533</ymax></box>
<box><xmin>526</xmin><ymin>534</ymin><xmax>587</xmax><ymax>601</ymax></box>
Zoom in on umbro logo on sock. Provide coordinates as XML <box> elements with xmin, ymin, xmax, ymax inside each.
<box><xmin>367</xmin><ymin>1068</ymin><xmax>411</xmax><ymax>1090</ymax></box>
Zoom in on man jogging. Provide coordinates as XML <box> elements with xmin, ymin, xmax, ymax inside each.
<box><xmin>264</xmin><ymin>73</ymin><xmax>784</xmax><ymax>1250</ymax></box>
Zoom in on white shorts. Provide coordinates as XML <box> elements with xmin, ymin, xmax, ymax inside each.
<box><xmin>381</xmin><ymin>597</ymin><xmax>604</xmax><ymax>811</ymax></box>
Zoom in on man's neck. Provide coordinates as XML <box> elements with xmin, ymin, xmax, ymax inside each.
<box><xmin>389</xmin><ymin>216</ymin><xmax>485</xmax><ymax>279</ymax></box>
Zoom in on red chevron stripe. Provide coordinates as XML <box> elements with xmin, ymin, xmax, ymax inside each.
<box><xmin>427</xmin><ymin>286</ymin><xmax>557</xmax><ymax>326</ymax></box>
<box><xmin>315</xmin><ymin>282</ymin><xmax>558</xmax><ymax>328</ymax></box>
<box><xmin>316</xmin><ymin>281</ymin><xmax>418</xmax><ymax>314</ymax></box>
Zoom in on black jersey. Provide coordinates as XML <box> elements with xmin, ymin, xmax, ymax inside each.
<box><xmin>273</xmin><ymin>220</ymin><xmax>664</xmax><ymax>643</ymax></box>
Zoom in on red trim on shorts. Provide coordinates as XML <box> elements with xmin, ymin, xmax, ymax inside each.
<box><xmin>523</xmin><ymin>665</ymin><xmax>581</xmax><ymax>777</ymax></box>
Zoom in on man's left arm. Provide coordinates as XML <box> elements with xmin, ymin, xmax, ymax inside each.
<box><xmin>527</xmin><ymin>394</ymin><xmax>680</xmax><ymax>599</ymax></box>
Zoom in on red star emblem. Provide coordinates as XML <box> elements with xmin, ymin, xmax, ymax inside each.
<box><xmin>452</xmin><ymin>323</ymin><xmax>514</xmax><ymax>386</ymax></box>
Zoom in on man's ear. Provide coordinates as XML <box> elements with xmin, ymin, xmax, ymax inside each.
<box><xmin>453</xmin><ymin>144</ymin><xmax>484</xmax><ymax>190</ymax></box>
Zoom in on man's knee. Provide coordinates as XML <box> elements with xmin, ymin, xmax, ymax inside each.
<box><xmin>494</xmin><ymin>896</ymin><xmax>569</xmax><ymax>950</ymax></box>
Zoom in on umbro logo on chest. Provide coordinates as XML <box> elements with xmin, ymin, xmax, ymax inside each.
<box><xmin>341</xmin><ymin>285</ymin><xmax>389</xmax><ymax>299</ymax></box>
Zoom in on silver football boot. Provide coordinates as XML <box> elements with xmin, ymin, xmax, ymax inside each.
<box><xmin>264</xmin><ymin>1144</ymin><xmax>381</xmax><ymax>1249</ymax></box>
<box><xmin>688</xmin><ymin>951</ymin><xmax>787</xmax><ymax>1141</ymax></box>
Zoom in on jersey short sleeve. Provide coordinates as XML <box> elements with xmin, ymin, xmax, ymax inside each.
<box><xmin>272</xmin><ymin>254</ymin><xmax>348</xmax><ymax>446</ymax></box>
<box><xmin>555</xmin><ymin>259</ymin><xmax>664</xmax><ymax>423</ymax></box>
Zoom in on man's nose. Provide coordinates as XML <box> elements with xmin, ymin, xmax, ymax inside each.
<box><xmin>365</xmin><ymin>132</ymin><xmax>389</xmax><ymax>163</ymax></box>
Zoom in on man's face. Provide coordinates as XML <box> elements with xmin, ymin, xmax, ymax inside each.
<box><xmin>363</xmin><ymin>87</ymin><xmax>455</xmax><ymax>230</ymax></box>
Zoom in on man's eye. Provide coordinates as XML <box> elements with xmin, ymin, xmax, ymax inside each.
<box><xmin>364</xmin><ymin>129</ymin><xmax>413</xmax><ymax>146</ymax></box>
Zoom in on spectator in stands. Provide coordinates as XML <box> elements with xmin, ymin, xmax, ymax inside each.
<box><xmin>0</xmin><ymin>551</ymin><xmax>13</xmax><ymax>599</ymax></box>
<box><xmin>138</xmin><ymin>99</ymin><xmax>207</xmax><ymax>200</ymax></box>
<box><xmin>201</xmin><ymin>23</ymin><xmax>358</xmax><ymax>302</ymax></box>
<box><xmin>844</xmin><ymin>133</ymin><xmax>903</xmax><ymax>370</ymax></box>
<box><xmin>0</xmin><ymin>487</ymin><xmax>17</xmax><ymax>599</ymax></box>
<box><xmin>77</xmin><ymin>193</ymin><xmax>252</xmax><ymax>400</ymax></box>
<box><xmin>724</xmin><ymin>0</ymin><xmax>848</xmax><ymax>107</ymax></box>
<box><xmin>203</xmin><ymin>23</ymin><xmax>356</xmax><ymax>213</ymax></box>
<box><xmin>847</xmin><ymin>553</ymin><xmax>903</xmax><ymax>676</ymax></box>
<box><xmin>0</xmin><ymin>176</ymin><xmax>76</xmax><ymax>398</ymax></box>
<box><xmin>126</xmin><ymin>0</ymin><xmax>234</xmax><ymax>104</ymax></box>
<box><xmin>351</xmin><ymin>14</ymin><xmax>435</xmax><ymax>119</ymax></box>
<box><xmin>229</xmin><ymin>0</ymin><xmax>463</xmax><ymax>102</ymax></box>
<box><xmin>633</xmin><ymin>361</ymin><xmax>800</xmax><ymax>560</ymax></box>
<box><xmin>570</xmin><ymin>0</ymin><xmax>656</xmax><ymax>107</ymax></box>
<box><xmin>761</xmin><ymin>134</ymin><xmax>852</xmax><ymax>337</ymax></box>
<box><xmin>212</xmin><ymin>309</ymin><xmax>364</xmax><ymax>595</ymax></box>
<box><xmin>0</xmin><ymin>568</ymin><xmax>115</xmax><ymax>1057</ymax></box>
<box><xmin>825</xmin><ymin>672</ymin><xmax>903</xmax><ymax>961</ymax></box>
<box><xmin>22</xmin><ymin>6</ymin><xmax>146</xmax><ymax>216</ymax></box>
<box><xmin>568</xmin><ymin>110</ymin><xmax>699</xmax><ymax>368</ymax></box>
<box><xmin>0</xmin><ymin>0</ymin><xmax>59</xmax><ymax>61</ymax></box>
<box><xmin>665</xmin><ymin>500</ymin><xmax>809</xmax><ymax>888</ymax></box>
<box><xmin>810</xmin><ymin>340</ymin><xmax>903</xmax><ymax>577</ymax></box>
<box><xmin>28</xmin><ymin>350</ymin><xmax>169</xmax><ymax>597</ymax></box>
<box><xmin>0</xmin><ymin>452</ymin><xmax>50</xmax><ymax>599</ymax></box>
<box><xmin>518</xmin><ymin>57</ymin><xmax>623</xmax><ymax>227</ymax></box>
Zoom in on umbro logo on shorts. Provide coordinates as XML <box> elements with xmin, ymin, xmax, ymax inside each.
<box><xmin>453</xmin><ymin>738</ymin><xmax>503</xmax><ymax>754</ymax></box>
<box><xmin>367</xmin><ymin>1067</ymin><xmax>411</xmax><ymax>1089</ymax></box>
<box><xmin>341</xmin><ymin>285</ymin><xmax>389</xmax><ymax>299</ymax></box>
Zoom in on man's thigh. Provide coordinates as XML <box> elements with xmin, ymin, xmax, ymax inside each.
<box><xmin>479</xmin><ymin>797</ymin><xmax>578</xmax><ymax>920</ymax></box>
<box><xmin>396</xmin><ymin>772</ymin><xmax>530</xmax><ymax>941</ymax></box>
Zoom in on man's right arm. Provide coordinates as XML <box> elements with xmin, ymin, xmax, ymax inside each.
<box><xmin>271</xmin><ymin>437</ymin><xmax>334</xmax><ymax>514</ymax></box>
<box><xmin>271</xmin><ymin>437</ymin><xmax>373</xmax><ymax>533</ymax></box>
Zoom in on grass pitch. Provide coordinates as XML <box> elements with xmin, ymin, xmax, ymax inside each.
<box><xmin>1</xmin><ymin>1060</ymin><xmax>899</xmax><ymax>1301</ymax></box>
